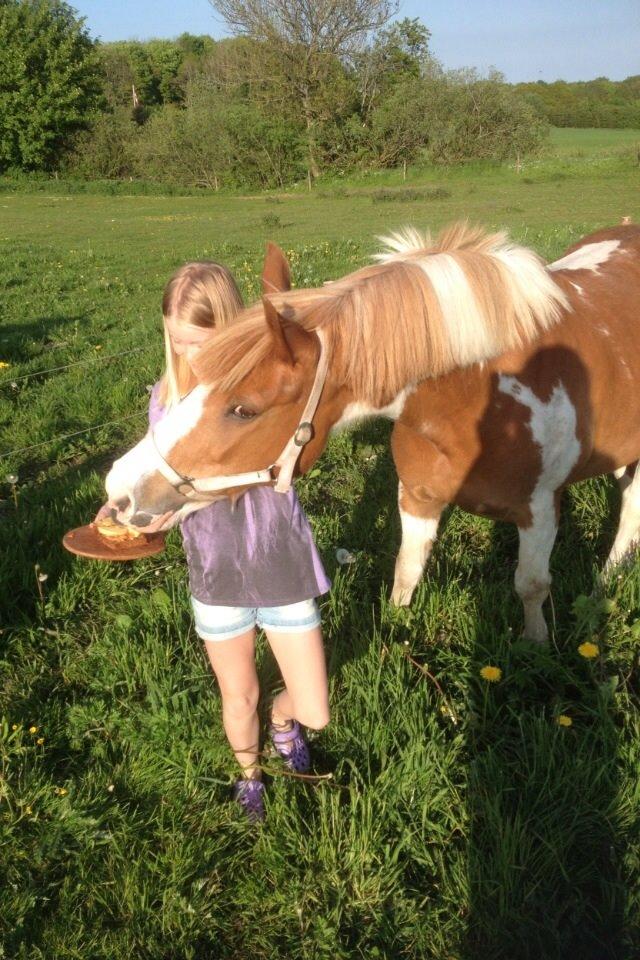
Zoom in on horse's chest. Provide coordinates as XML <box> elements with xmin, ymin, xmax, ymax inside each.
<box><xmin>495</xmin><ymin>375</ymin><xmax>582</xmax><ymax>489</ymax></box>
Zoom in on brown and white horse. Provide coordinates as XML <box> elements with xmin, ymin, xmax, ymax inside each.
<box><xmin>106</xmin><ymin>223</ymin><xmax>640</xmax><ymax>642</ymax></box>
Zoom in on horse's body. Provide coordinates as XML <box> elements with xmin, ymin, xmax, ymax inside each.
<box><xmin>106</xmin><ymin>223</ymin><xmax>640</xmax><ymax>642</ymax></box>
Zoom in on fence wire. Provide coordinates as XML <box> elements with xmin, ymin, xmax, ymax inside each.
<box><xmin>0</xmin><ymin>412</ymin><xmax>147</xmax><ymax>462</ymax></box>
<box><xmin>0</xmin><ymin>345</ymin><xmax>147</xmax><ymax>388</ymax></box>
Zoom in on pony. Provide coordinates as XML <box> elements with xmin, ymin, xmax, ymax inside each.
<box><xmin>105</xmin><ymin>222</ymin><xmax>640</xmax><ymax>643</ymax></box>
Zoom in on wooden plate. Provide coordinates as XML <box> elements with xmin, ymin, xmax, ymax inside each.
<box><xmin>62</xmin><ymin>524</ymin><xmax>166</xmax><ymax>561</ymax></box>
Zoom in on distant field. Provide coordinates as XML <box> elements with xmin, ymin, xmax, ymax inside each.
<box><xmin>548</xmin><ymin>126</ymin><xmax>640</xmax><ymax>156</ymax></box>
<box><xmin>1</xmin><ymin>137</ymin><xmax>640</xmax><ymax>958</ymax></box>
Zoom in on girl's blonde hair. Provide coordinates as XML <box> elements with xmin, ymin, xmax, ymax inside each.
<box><xmin>159</xmin><ymin>260</ymin><xmax>244</xmax><ymax>408</ymax></box>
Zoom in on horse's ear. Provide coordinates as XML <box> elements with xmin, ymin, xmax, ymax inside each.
<box><xmin>262</xmin><ymin>242</ymin><xmax>291</xmax><ymax>294</ymax></box>
<box><xmin>262</xmin><ymin>296</ymin><xmax>294</xmax><ymax>365</ymax></box>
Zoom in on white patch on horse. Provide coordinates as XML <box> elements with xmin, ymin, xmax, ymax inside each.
<box><xmin>498</xmin><ymin>375</ymin><xmax>581</xmax><ymax>642</ymax></box>
<box><xmin>391</xmin><ymin>482</ymin><xmax>440</xmax><ymax>605</ymax></box>
<box><xmin>153</xmin><ymin>385</ymin><xmax>211</xmax><ymax>456</ymax></box>
<box><xmin>498</xmin><ymin>376</ymin><xmax>581</xmax><ymax>496</ymax></box>
<box><xmin>105</xmin><ymin>386</ymin><xmax>211</xmax><ymax>510</ymax></box>
<box><xmin>332</xmin><ymin>385</ymin><xmax>415</xmax><ymax>431</ymax></box>
<box><xmin>605</xmin><ymin>461</ymin><xmax>640</xmax><ymax>570</ymax></box>
<box><xmin>571</xmin><ymin>282</ymin><xmax>585</xmax><ymax>295</ymax></box>
<box><xmin>549</xmin><ymin>240</ymin><xmax>621</xmax><ymax>273</ymax></box>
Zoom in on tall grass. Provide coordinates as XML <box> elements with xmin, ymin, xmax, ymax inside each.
<box><xmin>1</xmin><ymin>142</ymin><xmax>639</xmax><ymax>958</ymax></box>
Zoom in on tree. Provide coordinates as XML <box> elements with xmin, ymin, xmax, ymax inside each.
<box><xmin>0</xmin><ymin>0</ymin><xmax>102</xmax><ymax>170</ymax></box>
<box><xmin>208</xmin><ymin>0</ymin><xmax>398</xmax><ymax>177</ymax></box>
<box><xmin>358</xmin><ymin>17</ymin><xmax>437</xmax><ymax>123</ymax></box>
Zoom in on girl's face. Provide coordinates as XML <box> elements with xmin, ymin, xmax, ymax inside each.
<box><xmin>166</xmin><ymin>318</ymin><xmax>213</xmax><ymax>368</ymax></box>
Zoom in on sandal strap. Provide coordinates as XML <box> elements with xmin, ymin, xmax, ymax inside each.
<box><xmin>271</xmin><ymin>719</ymin><xmax>301</xmax><ymax>744</ymax></box>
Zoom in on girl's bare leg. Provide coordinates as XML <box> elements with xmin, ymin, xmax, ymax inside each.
<box><xmin>265</xmin><ymin>626</ymin><xmax>330</xmax><ymax>731</ymax></box>
<box><xmin>204</xmin><ymin>628</ymin><xmax>262</xmax><ymax>779</ymax></box>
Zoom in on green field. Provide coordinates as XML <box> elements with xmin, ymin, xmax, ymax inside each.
<box><xmin>1</xmin><ymin>134</ymin><xmax>640</xmax><ymax>958</ymax></box>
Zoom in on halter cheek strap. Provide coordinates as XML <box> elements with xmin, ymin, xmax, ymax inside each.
<box><xmin>150</xmin><ymin>328</ymin><xmax>328</xmax><ymax>499</ymax></box>
<box><xmin>272</xmin><ymin>327</ymin><xmax>330</xmax><ymax>493</ymax></box>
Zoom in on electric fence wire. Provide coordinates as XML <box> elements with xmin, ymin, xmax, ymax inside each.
<box><xmin>0</xmin><ymin>411</ymin><xmax>147</xmax><ymax>461</ymax></box>
<box><xmin>0</xmin><ymin>345</ymin><xmax>154</xmax><ymax>463</ymax></box>
<box><xmin>0</xmin><ymin>345</ymin><xmax>147</xmax><ymax>388</ymax></box>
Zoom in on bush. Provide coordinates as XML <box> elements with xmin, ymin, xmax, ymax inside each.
<box><xmin>0</xmin><ymin>0</ymin><xmax>102</xmax><ymax>171</ymax></box>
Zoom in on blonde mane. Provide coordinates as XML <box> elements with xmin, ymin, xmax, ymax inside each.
<box><xmin>194</xmin><ymin>223</ymin><xmax>569</xmax><ymax>404</ymax></box>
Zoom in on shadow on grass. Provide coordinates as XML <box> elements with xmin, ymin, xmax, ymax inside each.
<box><xmin>0</xmin><ymin>313</ymin><xmax>91</xmax><ymax>364</ymax></box>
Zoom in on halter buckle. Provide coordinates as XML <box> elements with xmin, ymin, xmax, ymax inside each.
<box><xmin>294</xmin><ymin>422</ymin><xmax>314</xmax><ymax>446</ymax></box>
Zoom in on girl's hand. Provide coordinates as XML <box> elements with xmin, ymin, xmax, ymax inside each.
<box><xmin>140</xmin><ymin>510</ymin><xmax>174</xmax><ymax>533</ymax></box>
<box><xmin>92</xmin><ymin>502</ymin><xmax>114</xmax><ymax>525</ymax></box>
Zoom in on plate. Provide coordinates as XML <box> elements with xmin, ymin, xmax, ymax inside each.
<box><xmin>62</xmin><ymin>524</ymin><xmax>166</xmax><ymax>561</ymax></box>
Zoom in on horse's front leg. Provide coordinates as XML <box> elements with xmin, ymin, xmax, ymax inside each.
<box><xmin>391</xmin><ymin>481</ymin><xmax>445</xmax><ymax>606</ymax></box>
<box><xmin>515</xmin><ymin>492</ymin><xmax>560</xmax><ymax>644</ymax></box>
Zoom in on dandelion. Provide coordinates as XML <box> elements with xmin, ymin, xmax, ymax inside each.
<box><xmin>25</xmin><ymin>806</ymin><xmax>32</xmax><ymax>815</ymax></box>
<box><xmin>578</xmin><ymin>641</ymin><xmax>599</xmax><ymax>659</ymax></box>
<box><xmin>11</xmin><ymin>724</ymin><xmax>18</xmax><ymax>731</ymax></box>
<box><xmin>94</xmin><ymin>345</ymin><xmax>102</xmax><ymax>351</ymax></box>
<box><xmin>54</xmin><ymin>787</ymin><xmax>68</xmax><ymax>796</ymax></box>
<box><xmin>28</xmin><ymin>726</ymin><xmax>38</xmax><ymax>734</ymax></box>
<box><xmin>556</xmin><ymin>715</ymin><xmax>573</xmax><ymax>727</ymax></box>
<box><xmin>0</xmin><ymin>361</ymin><xmax>10</xmax><ymax>369</ymax></box>
<box><xmin>36</xmin><ymin>737</ymin><xmax>44</xmax><ymax>745</ymax></box>
<box><xmin>480</xmin><ymin>665</ymin><xmax>502</xmax><ymax>683</ymax></box>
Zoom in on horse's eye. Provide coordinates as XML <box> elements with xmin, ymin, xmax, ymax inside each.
<box><xmin>230</xmin><ymin>404</ymin><xmax>257</xmax><ymax>421</ymax></box>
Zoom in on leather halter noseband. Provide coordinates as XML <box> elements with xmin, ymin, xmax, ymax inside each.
<box><xmin>148</xmin><ymin>328</ymin><xmax>329</xmax><ymax>499</ymax></box>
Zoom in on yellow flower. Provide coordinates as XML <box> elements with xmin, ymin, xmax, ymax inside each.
<box><xmin>28</xmin><ymin>725</ymin><xmax>38</xmax><ymax>734</ymax></box>
<box><xmin>55</xmin><ymin>787</ymin><xmax>68</xmax><ymax>796</ymax></box>
<box><xmin>578</xmin><ymin>642</ymin><xmax>599</xmax><ymax>659</ymax></box>
<box><xmin>36</xmin><ymin>737</ymin><xmax>45</xmax><ymax>745</ymax></box>
<box><xmin>0</xmin><ymin>361</ymin><xmax>10</xmax><ymax>369</ymax></box>
<box><xmin>557</xmin><ymin>715</ymin><xmax>573</xmax><ymax>727</ymax></box>
<box><xmin>25</xmin><ymin>806</ymin><xmax>32</xmax><ymax>815</ymax></box>
<box><xmin>11</xmin><ymin>724</ymin><xmax>18</xmax><ymax>731</ymax></box>
<box><xmin>480</xmin><ymin>665</ymin><xmax>502</xmax><ymax>683</ymax></box>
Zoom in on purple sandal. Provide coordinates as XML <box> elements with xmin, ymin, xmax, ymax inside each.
<box><xmin>233</xmin><ymin>778</ymin><xmax>265</xmax><ymax>821</ymax></box>
<box><xmin>270</xmin><ymin>720</ymin><xmax>310</xmax><ymax>773</ymax></box>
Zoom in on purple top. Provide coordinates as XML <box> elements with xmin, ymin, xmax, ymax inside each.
<box><xmin>149</xmin><ymin>383</ymin><xmax>330</xmax><ymax>607</ymax></box>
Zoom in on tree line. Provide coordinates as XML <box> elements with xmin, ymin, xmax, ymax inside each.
<box><xmin>1</xmin><ymin>1</ymin><xmax>637</xmax><ymax>190</ymax></box>
<box><xmin>516</xmin><ymin>77</ymin><xmax>640</xmax><ymax>129</ymax></box>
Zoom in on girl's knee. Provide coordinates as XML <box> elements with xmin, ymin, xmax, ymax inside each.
<box><xmin>221</xmin><ymin>688</ymin><xmax>260</xmax><ymax>720</ymax></box>
<box><xmin>299</xmin><ymin>705</ymin><xmax>330</xmax><ymax>731</ymax></box>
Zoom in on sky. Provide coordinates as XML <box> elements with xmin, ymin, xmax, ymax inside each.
<box><xmin>73</xmin><ymin>0</ymin><xmax>639</xmax><ymax>84</ymax></box>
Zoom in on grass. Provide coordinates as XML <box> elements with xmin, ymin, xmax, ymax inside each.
<box><xmin>1</xmin><ymin>130</ymin><xmax>640</xmax><ymax>958</ymax></box>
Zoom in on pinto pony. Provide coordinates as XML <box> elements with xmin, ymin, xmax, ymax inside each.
<box><xmin>106</xmin><ymin>223</ymin><xmax>640</xmax><ymax>642</ymax></box>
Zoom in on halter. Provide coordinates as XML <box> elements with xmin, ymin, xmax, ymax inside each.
<box><xmin>148</xmin><ymin>328</ymin><xmax>329</xmax><ymax>499</ymax></box>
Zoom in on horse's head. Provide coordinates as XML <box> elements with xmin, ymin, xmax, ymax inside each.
<box><xmin>105</xmin><ymin>245</ymin><xmax>345</xmax><ymax>530</ymax></box>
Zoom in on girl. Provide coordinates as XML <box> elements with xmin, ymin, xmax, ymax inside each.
<box><xmin>110</xmin><ymin>259</ymin><xmax>331</xmax><ymax>821</ymax></box>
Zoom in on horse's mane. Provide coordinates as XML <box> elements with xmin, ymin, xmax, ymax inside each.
<box><xmin>194</xmin><ymin>223</ymin><xmax>569</xmax><ymax>404</ymax></box>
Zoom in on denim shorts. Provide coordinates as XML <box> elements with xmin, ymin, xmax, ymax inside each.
<box><xmin>191</xmin><ymin>596</ymin><xmax>321</xmax><ymax>642</ymax></box>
